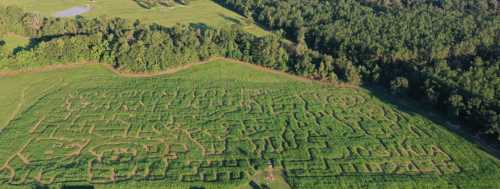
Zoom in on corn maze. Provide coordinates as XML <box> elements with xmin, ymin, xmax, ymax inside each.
<box><xmin>0</xmin><ymin>62</ymin><xmax>499</xmax><ymax>189</ymax></box>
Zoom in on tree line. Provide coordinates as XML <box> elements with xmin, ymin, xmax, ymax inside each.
<box><xmin>0</xmin><ymin>6</ymin><xmax>358</xmax><ymax>81</ymax></box>
<box><xmin>0</xmin><ymin>2</ymin><xmax>498</xmax><ymax>139</ymax></box>
<box><xmin>214</xmin><ymin>0</ymin><xmax>500</xmax><ymax>139</ymax></box>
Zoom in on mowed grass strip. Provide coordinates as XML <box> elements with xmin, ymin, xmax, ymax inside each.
<box><xmin>0</xmin><ymin>60</ymin><xmax>498</xmax><ymax>189</ymax></box>
<box><xmin>0</xmin><ymin>0</ymin><xmax>268</xmax><ymax>36</ymax></box>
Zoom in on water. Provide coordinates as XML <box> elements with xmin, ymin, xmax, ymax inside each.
<box><xmin>53</xmin><ymin>6</ymin><xmax>91</xmax><ymax>17</ymax></box>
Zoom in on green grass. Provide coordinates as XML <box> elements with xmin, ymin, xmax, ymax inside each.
<box><xmin>0</xmin><ymin>0</ymin><xmax>268</xmax><ymax>36</ymax></box>
<box><xmin>0</xmin><ymin>33</ymin><xmax>29</xmax><ymax>54</ymax></box>
<box><xmin>0</xmin><ymin>60</ymin><xmax>499</xmax><ymax>189</ymax></box>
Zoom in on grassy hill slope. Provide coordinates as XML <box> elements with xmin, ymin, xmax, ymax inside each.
<box><xmin>0</xmin><ymin>0</ymin><xmax>267</xmax><ymax>36</ymax></box>
<box><xmin>0</xmin><ymin>60</ymin><xmax>498</xmax><ymax>189</ymax></box>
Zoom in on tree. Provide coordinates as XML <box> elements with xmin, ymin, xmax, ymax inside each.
<box><xmin>334</xmin><ymin>56</ymin><xmax>360</xmax><ymax>84</ymax></box>
<box><xmin>1</xmin><ymin>3</ymin><xmax>498</xmax><ymax>139</ymax></box>
<box><xmin>215</xmin><ymin>0</ymin><xmax>500</xmax><ymax>139</ymax></box>
<box><xmin>318</xmin><ymin>55</ymin><xmax>334</xmax><ymax>79</ymax></box>
<box><xmin>390</xmin><ymin>77</ymin><xmax>409</xmax><ymax>95</ymax></box>
<box><xmin>447</xmin><ymin>94</ymin><xmax>464</xmax><ymax>117</ymax></box>
<box><xmin>0</xmin><ymin>39</ymin><xmax>5</xmax><ymax>51</ymax></box>
<box><xmin>294</xmin><ymin>53</ymin><xmax>314</xmax><ymax>76</ymax></box>
<box><xmin>344</xmin><ymin>63</ymin><xmax>361</xmax><ymax>85</ymax></box>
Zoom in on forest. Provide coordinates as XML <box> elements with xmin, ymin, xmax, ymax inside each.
<box><xmin>0</xmin><ymin>0</ymin><xmax>499</xmax><ymax>141</ymax></box>
<box><xmin>214</xmin><ymin>0</ymin><xmax>500</xmax><ymax>140</ymax></box>
<box><xmin>0</xmin><ymin>6</ymin><xmax>357</xmax><ymax>84</ymax></box>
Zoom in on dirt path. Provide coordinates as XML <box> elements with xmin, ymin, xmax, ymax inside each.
<box><xmin>0</xmin><ymin>62</ymin><xmax>94</xmax><ymax>77</ymax></box>
<box><xmin>104</xmin><ymin>58</ymin><xmax>215</xmax><ymax>78</ymax></box>
<box><xmin>0</xmin><ymin>57</ymin><xmax>360</xmax><ymax>90</ymax></box>
<box><xmin>107</xmin><ymin>57</ymin><xmax>315</xmax><ymax>81</ymax></box>
<box><xmin>122</xmin><ymin>58</ymin><xmax>360</xmax><ymax>90</ymax></box>
<box><xmin>107</xmin><ymin>57</ymin><xmax>360</xmax><ymax>89</ymax></box>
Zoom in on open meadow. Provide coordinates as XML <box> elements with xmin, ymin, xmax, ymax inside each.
<box><xmin>0</xmin><ymin>0</ymin><xmax>267</xmax><ymax>36</ymax></box>
<box><xmin>0</xmin><ymin>33</ymin><xmax>29</xmax><ymax>55</ymax></box>
<box><xmin>0</xmin><ymin>60</ymin><xmax>499</xmax><ymax>189</ymax></box>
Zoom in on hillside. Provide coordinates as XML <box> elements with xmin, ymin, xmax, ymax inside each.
<box><xmin>215</xmin><ymin>0</ymin><xmax>500</xmax><ymax>141</ymax></box>
<box><xmin>0</xmin><ymin>1</ymin><xmax>498</xmax><ymax>189</ymax></box>
<box><xmin>0</xmin><ymin>0</ymin><xmax>267</xmax><ymax>36</ymax></box>
<box><xmin>0</xmin><ymin>60</ymin><xmax>499</xmax><ymax>189</ymax></box>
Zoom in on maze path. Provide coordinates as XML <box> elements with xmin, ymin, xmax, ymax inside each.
<box><xmin>0</xmin><ymin>80</ymin><xmax>497</xmax><ymax>188</ymax></box>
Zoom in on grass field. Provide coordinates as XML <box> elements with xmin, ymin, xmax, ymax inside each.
<box><xmin>0</xmin><ymin>60</ymin><xmax>499</xmax><ymax>189</ymax></box>
<box><xmin>0</xmin><ymin>33</ymin><xmax>29</xmax><ymax>55</ymax></box>
<box><xmin>0</xmin><ymin>0</ymin><xmax>268</xmax><ymax>36</ymax></box>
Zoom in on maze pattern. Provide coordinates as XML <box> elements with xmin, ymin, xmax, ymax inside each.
<box><xmin>0</xmin><ymin>81</ymin><xmax>466</xmax><ymax>187</ymax></box>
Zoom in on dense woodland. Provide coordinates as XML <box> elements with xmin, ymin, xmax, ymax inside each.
<box><xmin>0</xmin><ymin>0</ymin><xmax>499</xmax><ymax>140</ymax></box>
<box><xmin>215</xmin><ymin>0</ymin><xmax>500</xmax><ymax>140</ymax></box>
<box><xmin>0</xmin><ymin>6</ymin><xmax>353</xmax><ymax>83</ymax></box>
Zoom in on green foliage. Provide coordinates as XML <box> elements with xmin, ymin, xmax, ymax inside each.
<box><xmin>215</xmin><ymin>0</ymin><xmax>500</xmax><ymax>139</ymax></box>
<box><xmin>0</xmin><ymin>6</ymin><xmax>350</xmax><ymax>81</ymax></box>
<box><xmin>359</xmin><ymin>0</ymin><xmax>499</xmax><ymax>14</ymax></box>
<box><xmin>0</xmin><ymin>62</ymin><xmax>499</xmax><ymax>189</ymax></box>
<box><xmin>0</xmin><ymin>0</ymin><xmax>268</xmax><ymax>36</ymax></box>
<box><xmin>390</xmin><ymin>77</ymin><xmax>409</xmax><ymax>95</ymax></box>
<box><xmin>0</xmin><ymin>40</ymin><xmax>4</xmax><ymax>58</ymax></box>
<box><xmin>0</xmin><ymin>0</ymin><xmax>498</xmax><ymax>140</ymax></box>
<box><xmin>1</xmin><ymin>0</ymin><xmax>498</xmax><ymax>140</ymax></box>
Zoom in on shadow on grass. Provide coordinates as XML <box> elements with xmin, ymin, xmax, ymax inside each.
<box><xmin>61</xmin><ymin>185</ymin><xmax>94</xmax><ymax>189</ymax></box>
<box><xmin>13</xmin><ymin>33</ymin><xmax>90</xmax><ymax>55</ymax></box>
<box><xmin>363</xmin><ymin>84</ymin><xmax>500</xmax><ymax>159</ymax></box>
<box><xmin>217</xmin><ymin>13</ymin><xmax>242</xmax><ymax>25</ymax></box>
<box><xmin>32</xmin><ymin>184</ymin><xmax>94</xmax><ymax>189</ymax></box>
